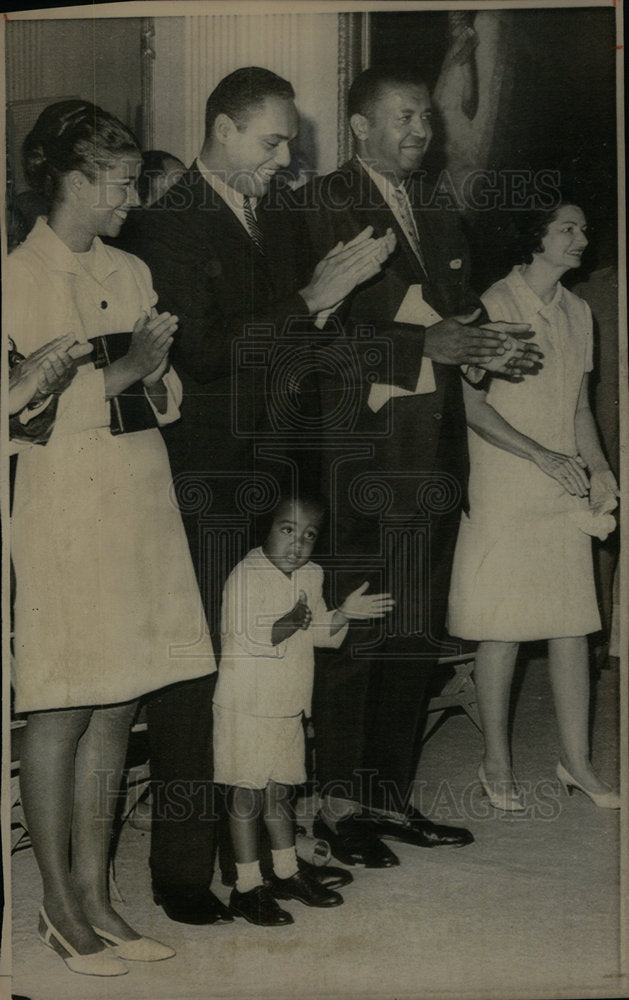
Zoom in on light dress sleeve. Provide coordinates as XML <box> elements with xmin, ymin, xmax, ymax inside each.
<box><xmin>128</xmin><ymin>252</ymin><xmax>183</xmax><ymax>427</ymax></box>
<box><xmin>582</xmin><ymin>299</ymin><xmax>594</xmax><ymax>374</ymax></box>
<box><xmin>307</xmin><ymin>566</ymin><xmax>349</xmax><ymax>649</ymax></box>
<box><xmin>145</xmin><ymin>366</ymin><xmax>182</xmax><ymax>426</ymax></box>
<box><xmin>4</xmin><ymin>254</ymin><xmax>109</xmax><ymax>439</ymax></box>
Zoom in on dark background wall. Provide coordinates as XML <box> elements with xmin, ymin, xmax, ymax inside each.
<box><xmin>371</xmin><ymin>7</ymin><xmax>618</xmax><ymax>291</ymax></box>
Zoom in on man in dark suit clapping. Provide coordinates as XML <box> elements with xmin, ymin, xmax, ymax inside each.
<box><xmin>299</xmin><ymin>66</ymin><xmax>540</xmax><ymax>867</ymax></box>
<box><xmin>120</xmin><ymin>66</ymin><xmax>396</xmax><ymax>924</ymax></box>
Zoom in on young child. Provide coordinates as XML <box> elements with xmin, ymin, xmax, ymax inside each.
<box><xmin>213</xmin><ymin>495</ymin><xmax>394</xmax><ymax>926</ymax></box>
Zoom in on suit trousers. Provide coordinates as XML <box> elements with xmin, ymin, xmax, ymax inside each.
<box><xmin>147</xmin><ymin>673</ymin><xmax>219</xmax><ymax>887</ymax></box>
<box><xmin>312</xmin><ymin>504</ymin><xmax>460</xmax><ymax>812</ymax></box>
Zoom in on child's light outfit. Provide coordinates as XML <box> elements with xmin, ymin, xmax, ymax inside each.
<box><xmin>214</xmin><ymin>547</ymin><xmax>348</xmax><ymax>788</ymax></box>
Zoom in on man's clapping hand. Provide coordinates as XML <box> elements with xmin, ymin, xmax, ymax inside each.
<box><xmin>424</xmin><ymin>308</ymin><xmax>542</xmax><ymax>373</ymax></box>
<box><xmin>300</xmin><ymin>226</ymin><xmax>396</xmax><ymax>315</ymax></box>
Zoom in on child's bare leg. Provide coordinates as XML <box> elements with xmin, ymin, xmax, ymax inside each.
<box><xmin>264</xmin><ymin>782</ymin><xmax>298</xmax><ymax>878</ymax></box>
<box><xmin>228</xmin><ymin>785</ymin><xmax>264</xmax><ymax>890</ymax></box>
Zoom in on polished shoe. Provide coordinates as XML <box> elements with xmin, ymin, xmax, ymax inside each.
<box><xmin>220</xmin><ymin>855</ymin><xmax>353</xmax><ymax>890</ymax></box>
<box><xmin>92</xmin><ymin>925</ymin><xmax>175</xmax><ymax>961</ymax></box>
<box><xmin>478</xmin><ymin>763</ymin><xmax>526</xmax><ymax>813</ymax></box>
<box><xmin>313</xmin><ymin>813</ymin><xmax>399</xmax><ymax>868</ymax></box>
<box><xmin>298</xmin><ymin>857</ymin><xmax>353</xmax><ymax>889</ymax></box>
<box><xmin>230</xmin><ymin>884</ymin><xmax>294</xmax><ymax>926</ymax></box>
<box><xmin>556</xmin><ymin>762</ymin><xmax>621</xmax><ymax>809</ymax></box>
<box><xmin>153</xmin><ymin>884</ymin><xmax>234</xmax><ymax>925</ymax></box>
<box><xmin>269</xmin><ymin>869</ymin><xmax>343</xmax><ymax>907</ymax></box>
<box><xmin>39</xmin><ymin>908</ymin><xmax>128</xmax><ymax>977</ymax></box>
<box><xmin>366</xmin><ymin>807</ymin><xmax>475</xmax><ymax>846</ymax></box>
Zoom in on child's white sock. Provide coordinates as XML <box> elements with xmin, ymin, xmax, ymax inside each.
<box><xmin>236</xmin><ymin>860</ymin><xmax>263</xmax><ymax>893</ymax></box>
<box><xmin>271</xmin><ymin>846</ymin><xmax>298</xmax><ymax>880</ymax></box>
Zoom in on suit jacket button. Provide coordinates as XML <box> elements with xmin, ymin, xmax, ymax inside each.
<box><xmin>433</xmin><ymin>412</ymin><xmax>442</xmax><ymax>421</ymax></box>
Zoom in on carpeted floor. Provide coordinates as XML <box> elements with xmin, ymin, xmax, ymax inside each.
<box><xmin>6</xmin><ymin>654</ymin><xmax>627</xmax><ymax>1000</ymax></box>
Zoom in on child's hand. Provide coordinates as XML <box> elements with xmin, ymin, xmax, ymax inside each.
<box><xmin>292</xmin><ymin>591</ymin><xmax>313</xmax><ymax>630</ymax></box>
<box><xmin>339</xmin><ymin>582</ymin><xmax>395</xmax><ymax>620</ymax></box>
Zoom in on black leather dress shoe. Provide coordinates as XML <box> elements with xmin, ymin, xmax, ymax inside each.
<box><xmin>219</xmin><ymin>856</ymin><xmax>353</xmax><ymax>890</ymax></box>
<box><xmin>269</xmin><ymin>869</ymin><xmax>343</xmax><ymax>907</ymax></box>
<box><xmin>365</xmin><ymin>808</ymin><xmax>474</xmax><ymax>848</ymax></box>
<box><xmin>313</xmin><ymin>814</ymin><xmax>400</xmax><ymax>868</ymax></box>
<box><xmin>230</xmin><ymin>885</ymin><xmax>294</xmax><ymax>926</ymax></box>
<box><xmin>297</xmin><ymin>857</ymin><xmax>353</xmax><ymax>889</ymax></box>
<box><xmin>153</xmin><ymin>884</ymin><xmax>234</xmax><ymax>924</ymax></box>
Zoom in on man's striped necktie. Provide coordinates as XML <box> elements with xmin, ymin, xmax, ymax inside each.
<box><xmin>243</xmin><ymin>195</ymin><xmax>265</xmax><ymax>255</ymax></box>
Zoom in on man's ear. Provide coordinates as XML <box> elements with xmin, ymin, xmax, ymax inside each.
<box><xmin>350</xmin><ymin>113</ymin><xmax>369</xmax><ymax>143</ymax></box>
<box><xmin>214</xmin><ymin>113</ymin><xmax>236</xmax><ymax>145</ymax></box>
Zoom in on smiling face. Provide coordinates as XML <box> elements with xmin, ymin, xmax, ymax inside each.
<box><xmin>536</xmin><ymin>204</ymin><xmax>588</xmax><ymax>272</ymax></box>
<box><xmin>263</xmin><ymin>501</ymin><xmax>323</xmax><ymax>577</ymax></box>
<box><xmin>353</xmin><ymin>82</ymin><xmax>433</xmax><ymax>183</ymax></box>
<box><xmin>219</xmin><ymin>95</ymin><xmax>298</xmax><ymax>197</ymax></box>
<box><xmin>81</xmin><ymin>153</ymin><xmax>142</xmax><ymax>238</ymax></box>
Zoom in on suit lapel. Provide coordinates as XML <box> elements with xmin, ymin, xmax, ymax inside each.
<box><xmin>347</xmin><ymin>159</ymin><xmax>427</xmax><ymax>284</ymax></box>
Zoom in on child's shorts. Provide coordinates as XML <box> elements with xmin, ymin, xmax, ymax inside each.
<box><xmin>213</xmin><ymin>704</ymin><xmax>306</xmax><ymax>789</ymax></box>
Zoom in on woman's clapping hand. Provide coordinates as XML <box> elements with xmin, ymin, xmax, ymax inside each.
<box><xmin>126</xmin><ymin>309</ymin><xmax>178</xmax><ymax>384</ymax></box>
<box><xmin>9</xmin><ymin>334</ymin><xmax>93</xmax><ymax>414</ymax></box>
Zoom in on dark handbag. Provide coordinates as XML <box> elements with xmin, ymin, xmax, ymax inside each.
<box><xmin>88</xmin><ymin>332</ymin><xmax>157</xmax><ymax>435</ymax></box>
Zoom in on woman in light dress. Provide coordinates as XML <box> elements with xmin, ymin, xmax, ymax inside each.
<box><xmin>9</xmin><ymin>101</ymin><xmax>216</xmax><ymax>976</ymax></box>
<box><xmin>448</xmin><ymin>203</ymin><xmax>619</xmax><ymax>812</ymax></box>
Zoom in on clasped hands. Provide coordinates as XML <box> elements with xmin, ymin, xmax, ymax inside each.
<box><xmin>425</xmin><ymin>307</ymin><xmax>543</xmax><ymax>378</ymax></box>
<box><xmin>534</xmin><ymin>448</ymin><xmax>619</xmax><ymax>512</ymax></box>
<box><xmin>288</xmin><ymin>582</ymin><xmax>395</xmax><ymax>631</ymax></box>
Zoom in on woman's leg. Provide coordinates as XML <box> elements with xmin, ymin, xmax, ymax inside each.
<box><xmin>474</xmin><ymin>640</ymin><xmax>520</xmax><ymax>782</ymax></box>
<box><xmin>19</xmin><ymin>707</ymin><xmax>106</xmax><ymax>955</ymax></box>
<box><xmin>71</xmin><ymin>700</ymin><xmax>139</xmax><ymax>939</ymax></box>
<box><xmin>548</xmin><ymin>635</ymin><xmax>611</xmax><ymax>793</ymax></box>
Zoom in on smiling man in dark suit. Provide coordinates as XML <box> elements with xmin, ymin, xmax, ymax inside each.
<box><xmin>300</xmin><ymin>66</ymin><xmax>540</xmax><ymax>867</ymax></box>
<box><xmin>120</xmin><ymin>66</ymin><xmax>397</xmax><ymax>924</ymax></box>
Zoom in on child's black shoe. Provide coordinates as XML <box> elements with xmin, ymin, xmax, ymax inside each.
<box><xmin>229</xmin><ymin>885</ymin><xmax>294</xmax><ymax>926</ymax></box>
<box><xmin>269</xmin><ymin>870</ymin><xmax>343</xmax><ymax>907</ymax></box>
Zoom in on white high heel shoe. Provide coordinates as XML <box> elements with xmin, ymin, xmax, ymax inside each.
<box><xmin>478</xmin><ymin>763</ymin><xmax>525</xmax><ymax>812</ymax></box>
<box><xmin>39</xmin><ymin>907</ymin><xmax>128</xmax><ymax>977</ymax></box>
<box><xmin>92</xmin><ymin>925</ymin><xmax>175</xmax><ymax>961</ymax></box>
<box><xmin>556</xmin><ymin>762</ymin><xmax>621</xmax><ymax>809</ymax></box>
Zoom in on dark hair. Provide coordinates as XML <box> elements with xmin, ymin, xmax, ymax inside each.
<box><xmin>516</xmin><ymin>202</ymin><xmax>584</xmax><ymax>264</ymax></box>
<box><xmin>23</xmin><ymin>100</ymin><xmax>139</xmax><ymax>205</ymax></box>
<box><xmin>137</xmin><ymin>149</ymin><xmax>185</xmax><ymax>205</ymax></box>
<box><xmin>204</xmin><ymin>66</ymin><xmax>295</xmax><ymax>139</ymax></box>
<box><xmin>348</xmin><ymin>66</ymin><xmax>428</xmax><ymax>119</ymax></box>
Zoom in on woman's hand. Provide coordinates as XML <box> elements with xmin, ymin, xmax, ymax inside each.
<box><xmin>300</xmin><ymin>226</ymin><xmax>396</xmax><ymax>314</ymax></box>
<box><xmin>9</xmin><ymin>335</ymin><xmax>93</xmax><ymax>414</ymax></box>
<box><xmin>338</xmin><ymin>581</ymin><xmax>395</xmax><ymax>621</ymax></box>
<box><xmin>125</xmin><ymin>310</ymin><xmax>178</xmax><ymax>382</ymax></box>
<box><xmin>532</xmin><ymin>446</ymin><xmax>590</xmax><ymax>496</ymax></box>
<box><xmin>589</xmin><ymin>469</ymin><xmax>619</xmax><ymax>514</ymax></box>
